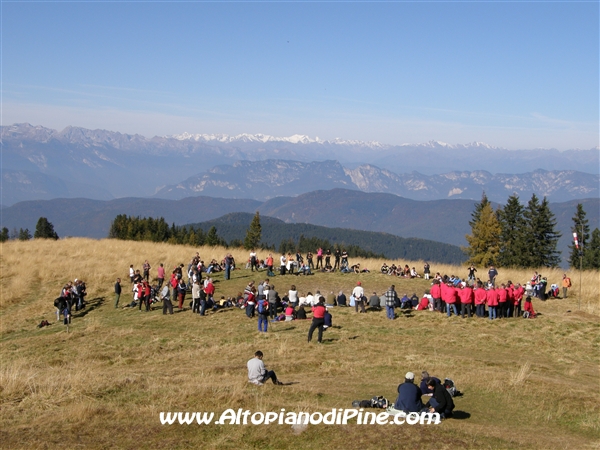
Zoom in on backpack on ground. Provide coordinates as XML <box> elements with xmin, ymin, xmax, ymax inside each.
<box><xmin>444</xmin><ymin>378</ymin><xmax>459</xmax><ymax>397</ymax></box>
<box><xmin>370</xmin><ymin>396</ymin><xmax>389</xmax><ymax>409</ymax></box>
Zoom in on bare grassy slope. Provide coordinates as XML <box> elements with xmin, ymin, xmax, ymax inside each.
<box><xmin>1</xmin><ymin>239</ymin><xmax>598</xmax><ymax>449</ymax></box>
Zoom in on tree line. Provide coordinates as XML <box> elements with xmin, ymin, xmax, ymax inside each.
<box><xmin>1</xmin><ymin>217</ymin><xmax>59</xmax><ymax>242</ymax></box>
<box><xmin>464</xmin><ymin>193</ymin><xmax>600</xmax><ymax>269</ymax></box>
<box><xmin>107</xmin><ymin>212</ymin><xmax>385</xmax><ymax>259</ymax></box>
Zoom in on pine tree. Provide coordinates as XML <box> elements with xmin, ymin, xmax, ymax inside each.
<box><xmin>34</xmin><ymin>217</ymin><xmax>59</xmax><ymax>239</ymax></box>
<box><xmin>463</xmin><ymin>202</ymin><xmax>502</xmax><ymax>266</ymax></box>
<box><xmin>18</xmin><ymin>228</ymin><xmax>32</xmax><ymax>241</ymax></box>
<box><xmin>497</xmin><ymin>194</ymin><xmax>526</xmax><ymax>267</ymax></box>
<box><xmin>206</xmin><ymin>226</ymin><xmax>221</xmax><ymax>246</ymax></box>
<box><xmin>583</xmin><ymin>228</ymin><xmax>600</xmax><ymax>269</ymax></box>
<box><xmin>568</xmin><ymin>203</ymin><xmax>590</xmax><ymax>269</ymax></box>
<box><xmin>244</xmin><ymin>211</ymin><xmax>262</xmax><ymax>250</ymax></box>
<box><xmin>523</xmin><ymin>194</ymin><xmax>561</xmax><ymax>268</ymax></box>
<box><xmin>0</xmin><ymin>227</ymin><xmax>9</xmax><ymax>242</ymax></box>
<box><xmin>469</xmin><ymin>192</ymin><xmax>490</xmax><ymax>228</ymax></box>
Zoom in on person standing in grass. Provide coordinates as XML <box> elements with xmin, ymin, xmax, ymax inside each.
<box><xmin>352</xmin><ymin>281</ymin><xmax>365</xmax><ymax>313</ymax></box>
<box><xmin>257</xmin><ymin>294</ymin><xmax>269</xmax><ymax>333</ymax></box>
<box><xmin>267</xmin><ymin>284</ymin><xmax>279</xmax><ymax>320</ymax></box>
<box><xmin>486</xmin><ymin>284</ymin><xmax>499</xmax><ymax>320</ymax></box>
<box><xmin>308</xmin><ymin>298</ymin><xmax>327</xmax><ymax>343</ymax></box>
<box><xmin>177</xmin><ymin>278</ymin><xmax>186</xmax><ymax>310</ymax></box>
<box><xmin>474</xmin><ymin>282</ymin><xmax>487</xmax><ymax>317</ymax></box>
<box><xmin>562</xmin><ymin>274</ymin><xmax>572</xmax><ymax>299</ymax></box>
<box><xmin>513</xmin><ymin>283</ymin><xmax>524</xmax><ymax>317</ymax></box>
<box><xmin>459</xmin><ymin>283</ymin><xmax>474</xmax><ymax>318</ymax></box>
<box><xmin>157</xmin><ymin>263</ymin><xmax>165</xmax><ymax>290</ymax></box>
<box><xmin>114</xmin><ymin>278</ymin><xmax>122</xmax><ymax>309</ymax></box>
<box><xmin>143</xmin><ymin>260</ymin><xmax>151</xmax><ymax>281</ymax></box>
<box><xmin>385</xmin><ymin>285</ymin><xmax>397</xmax><ymax>319</ymax></box>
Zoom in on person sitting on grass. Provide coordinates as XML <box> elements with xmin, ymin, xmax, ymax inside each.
<box><xmin>247</xmin><ymin>351</ymin><xmax>283</xmax><ymax>386</ymax></box>
<box><xmin>369</xmin><ymin>292</ymin><xmax>381</xmax><ymax>311</ymax></box>
<box><xmin>296</xmin><ymin>305</ymin><xmax>307</xmax><ymax>320</ymax></box>
<box><xmin>394</xmin><ymin>372</ymin><xmax>424</xmax><ymax>413</ymax></box>
<box><xmin>285</xmin><ymin>304</ymin><xmax>295</xmax><ymax>321</ymax></box>
<box><xmin>426</xmin><ymin>378</ymin><xmax>454</xmax><ymax>419</ymax></box>
<box><xmin>419</xmin><ymin>371</ymin><xmax>441</xmax><ymax>396</ymax></box>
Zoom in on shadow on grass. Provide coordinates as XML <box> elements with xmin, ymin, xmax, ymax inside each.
<box><xmin>348</xmin><ymin>335</ymin><xmax>360</xmax><ymax>340</ymax></box>
<box><xmin>451</xmin><ymin>410</ymin><xmax>471</xmax><ymax>420</ymax></box>
<box><xmin>272</xmin><ymin>326</ymin><xmax>296</xmax><ymax>333</ymax></box>
<box><xmin>73</xmin><ymin>297</ymin><xmax>105</xmax><ymax>318</ymax></box>
<box><xmin>322</xmin><ymin>338</ymin><xmax>338</xmax><ymax>343</ymax></box>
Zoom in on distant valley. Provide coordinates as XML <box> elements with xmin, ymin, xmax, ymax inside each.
<box><xmin>2</xmin><ymin>189</ymin><xmax>597</xmax><ymax>266</ymax></box>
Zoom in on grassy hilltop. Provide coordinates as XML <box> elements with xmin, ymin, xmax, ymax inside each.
<box><xmin>1</xmin><ymin>238</ymin><xmax>598</xmax><ymax>449</ymax></box>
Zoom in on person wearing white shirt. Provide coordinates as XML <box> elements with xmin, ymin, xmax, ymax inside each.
<box><xmin>352</xmin><ymin>282</ymin><xmax>366</xmax><ymax>313</ymax></box>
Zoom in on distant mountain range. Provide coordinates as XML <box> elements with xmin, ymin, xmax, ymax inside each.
<box><xmin>2</xmin><ymin>123</ymin><xmax>598</xmax><ymax>206</ymax></box>
<box><xmin>2</xmin><ymin>189</ymin><xmax>597</xmax><ymax>266</ymax></box>
<box><xmin>155</xmin><ymin>160</ymin><xmax>598</xmax><ymax>203</ymax></box>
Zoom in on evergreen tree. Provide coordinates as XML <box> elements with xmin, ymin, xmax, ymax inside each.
<box><xmin>568</xmin><ymin>203</ymin><xmax>590</xmax><ymax>269</ymax></box>
<box><xmin>523</xmin><ymin>194</ymin><xmax>561</xmax><ymax>267</ymax></box>
<box><xmin>463</xmin><ymin>202</ymin><xmax>501</xmax><ymax>266</ymax></box>
<box><xmin>34</xmin><ymin>217</ymin><xmax>59</xmax><ymax>239</ymax></box>
<box><xmin>206</xmin><ymin>226</ymin><xmax>221</xmax><ymax>246</ymax></box>
<box><xmin>244</xmin><ymin>211</ymin><xmax>262</xmax><ymax>250</ymax></box>
<box><xmin>0</xmin><ymin>227</ymin><xmax>9</xmax><ymax>242</ymax></box>
<box><xmin>583</xmin><ymin>228</ymin><xmax>600</xmax><ymax>269</ymax></box>
<box><xmin>497</xmin><ymin>194</ymin><xmax>526</xmax><ymax>267</ymax></box>
<box><xmin>18</xmin><ymin>228</ymin><xmax>32</xmax><ymax>241</ymax></box>
<box><xmin>469</xmin><ymin>192</ymin><xmax>490</xmax><ymax>228</ymax></box>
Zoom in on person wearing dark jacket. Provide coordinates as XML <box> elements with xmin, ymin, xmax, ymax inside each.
<box><xmin>296</xmin><ymin>305</ymin><xmax>307</xmax><ymax>320</ymax></box>
<box><xmin>114</xmin><ymin>278</ymin><xmax>122</xmax><ymax>309</ymax></box>
<box><xmin>394</xmin><ymin>372</ymin><xmax>424</xmax><ymax>413</ymax></box>
<box><xmin>420</xmin><ymin>371</ymin><xmax>441</xmax><ymax>396</ymax></box>
<box><xmin>426</xmin><ymin>379</ymin><xmax>455</xmax><ymax>418</ymax></box>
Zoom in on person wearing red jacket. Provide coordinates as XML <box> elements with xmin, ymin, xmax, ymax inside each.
<box><xmin>505</xmin><ymin>282</ymin><xmax>515</xmax><ymax>318</ymax></box>
<box><xmin>442</xmin><ymin>282</ymin><xmax>458</xmax><ymax>317</ymax></box>
<box><xmin>486</xmin><ymin>286</ymin><xmax>499</xmax><ymax>320</ymax></box>
<box><xmin>459</xmin><ymin>284</ymin><xmax>474</xmax><ymax>318</ymax></box>
<box><xmin>474</xmin><ymin>283</ymin><xmax>487</xmax><ymax>318</ymax></box>
<box><xmin>137</xmin><ymin>281</ymin><xmax>145</xmax><ymax>311</ymax></box>
<box><xmin>523</xmin><ymin>296</ymin><xmax>536</xmax><ymax>318</ymax></box>
<box><xmin>430</xmin><ymin>280</ymin><xmax>442</xmax><ymax>313</ymax></box>
<box><xmin>513</xmin><ymin>283</ymin><xmax>525</xmax><ymax>318</ymax></box>
<box><xmin>497</xmin><ymin>284</ymin><xmax>508</xmax><ymax>319</ymax></box>
<box><xmin>308</xmin><ymin>300</ymin><xmax>327</xmax><ymax>343</ymax></box>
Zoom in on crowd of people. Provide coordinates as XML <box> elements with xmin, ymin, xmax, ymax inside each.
<box><xmin>114</xmin><ymin>252</ymin><xmax>570</xmax><ymax>325</ymax></box>
<box><xmin>54</xmin><ymin>279</ymin><xmax>87</xmax><ymax>325</ymax></box>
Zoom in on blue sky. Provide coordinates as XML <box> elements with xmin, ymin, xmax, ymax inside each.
<box><xmin>2</xmin><ymin>1</ymin><xmax>598</xmax><ymax>149</ymax></box>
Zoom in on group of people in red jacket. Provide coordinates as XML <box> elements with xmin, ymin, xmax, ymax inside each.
<box><xmin>429</xmin><ymin>277</ymin><xmax>536</xmax><ymax>320</ymax></box>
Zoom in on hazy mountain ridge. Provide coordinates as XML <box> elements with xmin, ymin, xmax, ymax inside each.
<box><xmin>156</xmin><ymin>160</ymin><xmax>598</xmax><ymax>203</ymax></box>
<box><xmin>2</xmin><ymin>190</ymin><xmax>596</xmax><ymax>267</ymax></box>
<box><xmin>2</xmin><ymin>123</ymin><xmax>598</xmax><ymax>206</ymax></box>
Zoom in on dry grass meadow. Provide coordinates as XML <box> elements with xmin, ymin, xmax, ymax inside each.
<box><xmin>1</xmin><ymin>238</ymin><xmax>599</xmax><ymax>449</ymax></box>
